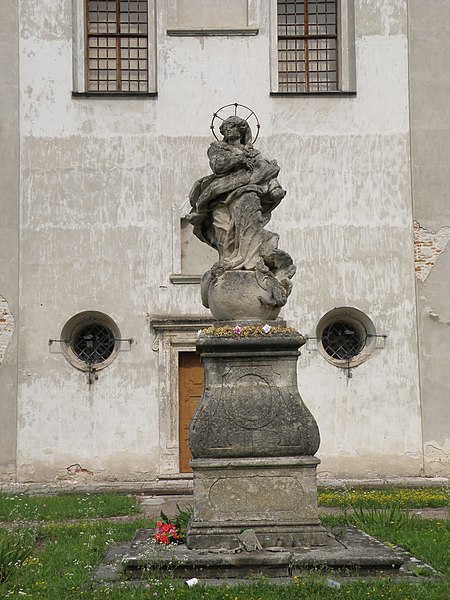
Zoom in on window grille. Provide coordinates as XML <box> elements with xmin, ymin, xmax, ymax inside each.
<box><xmin>72</xmin><ymin>323</ymin><xmax>116</xmax><ymax>365</ymax></box>
<box><xmin>321</xmin><ymin>320</ymin><xmax>364</xmax><ymax>361</ymax></box>
<box><xmin>86</xmin><ymin>0</ymin><xmax>149</xmax><ymax>92</ymax></box>
<box><xmin>277</xmin><ymin>0</ymin><xmax>338</xmax><ymax>93</ymax></box>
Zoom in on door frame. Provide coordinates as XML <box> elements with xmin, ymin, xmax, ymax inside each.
<box><xmin>150</xmin><ymin>317</ymin><xmax>212</xmax><ymax>477</ymax></box>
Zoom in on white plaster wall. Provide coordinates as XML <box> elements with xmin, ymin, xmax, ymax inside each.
<box><xmin>264</xmin><ymin>23</ymin><xmax>422</xmax><ymax>475</ymax></box>
<box><xmin>0</xmin><ymin>1</ymin><xmax>19</xmax><ymax>481</ymax></box>
<box><xmin>16</xmin><ymin>0</ymin><xmax>422</xmax><ymax>481</ymax></box>
<box><xmin>409</xmin><ymin>0</ymin><xmax>450</xmax><ymax>476</ymax></box>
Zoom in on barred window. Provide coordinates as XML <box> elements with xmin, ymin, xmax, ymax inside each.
<box><xmin>86</xmin><ymin>0</ymin><xmax>149</xmax><ymax>93</ymax></box>
<box><xmin>72</xmin><ymin>323</ymin><xmax>116</xmax><ymax>365</ymax></box>
<box><xmin>61</xmin><ymin>311</ymin><xmax>120</xmax><ymax>371</ymax></box>
<box><xmin>277</xmin><ymin>0</ymin><xmax>338</xmax><ymax>93</ymax></box>
<box><xmin>321</xmin><ymin>320</ymin><xmax>364</xmax><ymax>361</ymax></box>
<box><xmin>316</xmin><ymin>307</ymin><xmax>377</xmax><ymax>369</ymax></box>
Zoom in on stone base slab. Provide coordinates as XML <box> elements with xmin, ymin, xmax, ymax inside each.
<box><xmin>187</xmin><ymin>456</ymin><xmax>326</xmax><ymax>549</ymax></box>
<box><xmin>187</xmin><ymin>523</ymin><xmax>329</xmax><ymax>550</ymax></box>
<box><xmin>92</xmin><ymin>526</ymin><xmax>434</xmax><ymax>582</ymax></box>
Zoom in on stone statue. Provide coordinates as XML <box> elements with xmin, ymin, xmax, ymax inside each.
<box><xmin>183</xmin><ymin>110</ymin><xmax>326</xmax><ymax>551</ymax></box>
<box><xmin>186</xmin><ymin>115</ymin><xmax>296</xmax><ymax>320</ymax></box>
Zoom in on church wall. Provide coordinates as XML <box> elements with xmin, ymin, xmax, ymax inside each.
<box><xmin>0</xmin><ymin>1</ymin><xmax>20</xmax><ymax>481</ymax></box>
<box><xmin>13</xmin><ymin>0</ymin><xmax>423</xmax><ymax>481</ymax></box>
<box><xmin>409</xmin><ymin>0</ymin><xmax>450</xmax><ymax>476</ymax></box>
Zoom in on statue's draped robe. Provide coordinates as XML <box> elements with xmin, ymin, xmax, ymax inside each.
<box><xmin>187</xmin><ymin>140</ymin><xmax>296</xmax><ymax>307</ymax></box>
<box><xmin>188</xmin><ymin>142</ymin><xmax>282</xmax><ymax>268</ymax></box>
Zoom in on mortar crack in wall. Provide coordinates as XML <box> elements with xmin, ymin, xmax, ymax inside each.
<box><xmin>413</xmin><ymin>221</ymin><xmax>450</xmax><ymax>282</ymax></box>
<box><xmin>0</xmin><ymin>295</ymin><xmax>15</xmax><ymax>366</ymax></box>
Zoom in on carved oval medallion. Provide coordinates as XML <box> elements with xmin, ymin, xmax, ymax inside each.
<box><xmin>226</xmin><ymin>373</ymin><xmax>275</xmax><ymax>429</ymax></box>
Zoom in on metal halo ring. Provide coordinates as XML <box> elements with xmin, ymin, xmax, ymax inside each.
<box><xmin>210</xmin><ymin>102</ymin><xmax>260</xmax><ymax>144</ymax></box>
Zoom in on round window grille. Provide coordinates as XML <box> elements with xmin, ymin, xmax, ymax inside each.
<box><xmin>61</xmin><ymin>311</ymin><xmax>120</xmax><ymax>371</ymax></box>
<box><xmin>316</xmin><ymin>307</ymin><xmax>376</xmax><ymax>368</ymax></box>
<box><xmin>321</xmin><ymin>320</ymin><xmax>365</xmax><ymax>361</ymax></box>
<box><xmin>72</xmin><ymin>323</ymin><xmax>115</xmax><ymax>365</ymax></box>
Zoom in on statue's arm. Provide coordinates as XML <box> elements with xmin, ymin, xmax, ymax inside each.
<box><xmin>208</xmin><ymin>142</ymin><xmax>251</xmax><ymax>175</ymax></box>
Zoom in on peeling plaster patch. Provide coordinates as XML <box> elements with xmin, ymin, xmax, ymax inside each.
<box><xmin>358</xmin><ymin>0</ymin><xmax>407</xmax><ymax>37</ymax></box>
<box><xmin>424</xmin><ymin>440</ymin><xmax>450</xmax><ymax>477</ymax></box>
<box><xmin>20</xmin><ymin>0</ymin><xmax>71</xmax><ymax>41</ymax></box>
<box><xmin>0</xmin><ymin>295</ymin><xmax>14</xmax><ymax>366</ymax></box>
<box><xmin>56</xmin><ymin>463</ymin><xmax>95</xmax><ymax>482</ymax></box>
<box><xmin>414</xmin><ymin>221</ymin><xmax>450</xmax><ymax>281</ymax></box>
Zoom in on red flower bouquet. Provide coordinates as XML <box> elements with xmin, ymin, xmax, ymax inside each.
<box><xmin>152</xmin><ymin>506</ymin><xmax>192</xmax><ymax>545</ymax></box>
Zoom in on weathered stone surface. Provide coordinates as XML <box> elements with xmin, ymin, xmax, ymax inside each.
<box><xmin>189</xmin><ymin>331</ymin><xmax>320</xmax><ymax>459</ymax></box>
<box><xmin>206</xmin><ymin>270</ymin><xmax>281</xmax><ymax>321</ymax></box>
<box><xmin>186</xmin><ymin>115</ymin><xmax>295</xmax><ymax>320</ymax></box>
<box><xmin>105</xmin><ymin>526</ymin><xmax>412</xmax><ymax>582</ymax></box>
<box><xmin>189</xmin><ymin>457</ymin><xmax>320</xmax><ymax>522</ymax></box>
<box><xmin>187</xmin><ymin>522</ymin><xmax>329</xmax><ymax>551</ymax></box>
<box><xmin>290</xmin><ymin>527</ymin><xmax>406</xmax><ymax>573</ymax></box>
<box><xmin>237</xmin><ymin>529</ymin><xmax>263</xmax><ymax>551</ymax></box>
<box><xmin>187</xmin><ymin>329</ymin><xmax>323</xmax><ymax>550</ymax></box>
<box><xmin>186</xmin><ymin>456</ymin><xmax>327</xmax><ymax>550</ymax></box>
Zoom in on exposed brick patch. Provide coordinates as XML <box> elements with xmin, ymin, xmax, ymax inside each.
<box><xmin>0</xmin><ymin>295</ymin><xmax>14</xmax><ymax>366</ymax></box>
<box><xmin>414</xmin><ymin>221</ymin><xmax>450</xmax><ymax>282</ymax></box>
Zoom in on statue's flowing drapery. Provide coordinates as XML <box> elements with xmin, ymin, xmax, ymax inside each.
<box><xmin>186</xmin><ymin>117</ymin><xmax>296</xmax><ymax>311</ymax></box>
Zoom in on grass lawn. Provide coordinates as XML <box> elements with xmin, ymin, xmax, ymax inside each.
<box><xmin>317</xmin><ymin>486</ymin><xmax>449</xmax><ymax>509</ymax></box>
<box><xmin>0</xmin><ymin>493</ymin><xmax>140</xmax><ymax>522</ymax></box>
<box><xmin>0</xmin><ymin>490</ymin><xmax>448</xmax><ymax>599</ymax></box>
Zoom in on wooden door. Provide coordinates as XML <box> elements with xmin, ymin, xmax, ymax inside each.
<box><xmin>179</xmin><ymin>352</ymin><xmax>204</xmax><ymax>473</ymax></box>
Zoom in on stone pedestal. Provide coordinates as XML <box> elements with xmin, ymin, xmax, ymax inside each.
<box><xmin>187</xmin><ymin>456</ymin><xmax>327</xmax><ymax>549</ymax></box>
<box><xmin>187</xmin><ymin>326</ymin><xmax>327</xmax><ymax>550</ymax></box>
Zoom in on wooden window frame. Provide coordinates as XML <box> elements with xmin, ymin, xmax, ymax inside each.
<box><xmin>270</xmin><ymin>0</ymin><xmax>356</xmax><ymax>95</ymax></box>
<box><xmin>72</xmin><ymin>0</ymin><xmax>157</xmax><ymax>96</ymax></box>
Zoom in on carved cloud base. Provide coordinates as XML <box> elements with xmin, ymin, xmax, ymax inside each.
<box><xmin>205</xmin><ymin>270</ymin><xmax>282</xmax><ymax>321</ymax></box>
<box><xmin>186</xmin><ymin>456</ymin><xmax>328</xmax><ymax>550</ymax></box>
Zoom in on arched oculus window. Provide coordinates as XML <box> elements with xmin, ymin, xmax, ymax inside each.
<box><xmin>321</xmin><ymin>320</ymin><xmax>364</xmax><ymax>361</ymax></box>
<box><xmin>316</xmin><ymin>307</ymin><xmax>376</xmax><ymax>368</ymax></box>
<box><xmin>61</xmin><ymin>311</ymin><xmax>120</xmax><ymax>371</ymax></box>
<box><xmin>72</xmin><ymin>322</ymin><xmax>115</xmax><ymax>365</ymax></box>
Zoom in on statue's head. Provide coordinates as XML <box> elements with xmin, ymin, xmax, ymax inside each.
<box><xmin>219</xmin><ymin>116</ymin><xmax>252</xmax><ymax>145</ymax></box>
